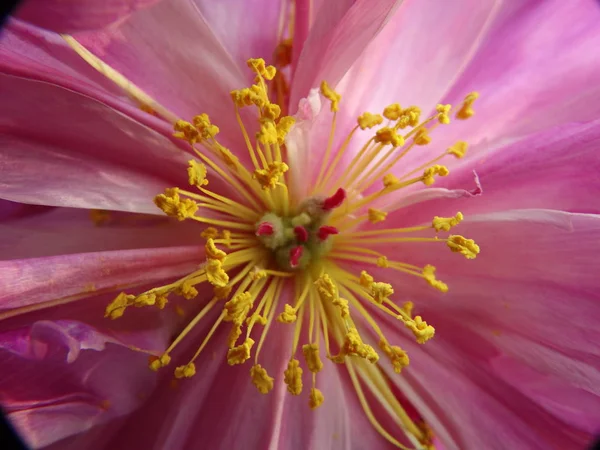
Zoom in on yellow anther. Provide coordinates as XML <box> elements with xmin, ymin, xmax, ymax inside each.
<box><xmin>205</xmin><ymin>238</ymin><xmax>227</xmax><ymax>261</ymax></box>
<box><xmin>357</xmin><ymin>112</ymin><xmax>384</xmax><ymax>130</ymax></box>
<box><xmin>133</xmin><ymin>293</ymin><xmax>156</xmax><ymax>307</ymax></box>
<box><xmin>105</xmin><ymin>292</ymin><xmax>134</xmax><ymax>319</ymax></box>
<box><xmin>414</xmin><ymin>127</ymin><xmax>432</xmax><ymax>146</ymax></box>
<box><xmin>332</xmin><ymin>328</ymin><xmax>379</xmax><ymax>363</ymax></box>
<box><xmin>382</xmin><ymin>173</ymin><xmax>400</xmax><ymax>188</ymax></box>
<box><xmin>422</xmin><ymin>265</ymin><xmax>448</xmax><ymax>293</ymax></box>
<box><xmin>249</xmin><ymin>84</ymin><xmax>268</xmax><ymax>107</ymax></box>
<box><xmin>274</xmin><ymin>38</ymin><xmax>293</xmax><ymax>67</ymax></box>
<box><xmin>277</xmin><ymin>304</ymin><xmax>298</xmax><ymax>324</ymax></box>
<box><xmin>224</xmin><ymin>292</ymin><xmax>254</xmax><ymax>325</ymax></box>
<box><xmin>401</xmin><ymin>301</ymin><xmax>414</xmax><ymax>317</ymax></box>
<box><xmin>405</xmin><ymin>316</ymin><xmax>435</xmax><ymax>344</ymax></box>
<box><xmin>263</xmin><ymin>103</ymin><xmax>281</xmax><ymax>120</ymax></box>
<box><xmin>383</xmin><ymin>103</ymin><xmax>402</xmax><ymax>120</ymax></box>
<box><xmin>320</xmin><ymin>81</ymin><xmax>341</xmax><ymax>112</ymax></box>
<box><xmin>376</xmin><ymin>256</ymin><xmax>389</xmax><ymax>268</ymax></box>
<box><xmin>247</xmin><ymin>58</ymin><xmax>276</xmax><ymax>80</ymax></box>
<box><xmin>374</xmin><ymin>127</ymin><xmax>404</xmax><ymax>147</ymax></box>
<box><xmin>315</xmin><ymin>274</ymin><xmax>337</xmax><ymax>301</ymax></box>
<box><xmin>309</xmin><ymin>388</ymin><xmax>324</xmax><ymax>409</ymax></box>
<box><xmin>368</xmin><ymin>208</ymin><xmax>387</xmax><ymax>224</ymax></box>
<box><xmin>174</xmin><ymin>363</ymin><xmax>196</xmax><ymax>379</ymax></box>
<box><xmin>201</xmin><ymin>227</ymin><xmax>219</xmax><ymax>239</ymax></box>
<box><xmin>284</xmin><ymin>359</ymin><xmax>303</xmax><ymax>395</ymax></box>
<box><xmin>256</xmin><ymin>120</ymin><xmax>278</xmax><ymax>145</ymax></box>
<box><xmin>230</xmin><ymin>88</ymin><xmax>254</xmax><ymax>107</ymax></box>
<box><xmin>173</xmin><ymin>120</ymin><xmax>200</xmax><ymax>144</ymax></box>
<box><xmin>227</xmin><ymin>338</ymin><xmax>255</xmax><ymax>365</ymax></box>
<box><xmin>456</xmin><ymin>92</ymin><xmax>479</xmax><ymax>120</ymax></box>
<box><xmin>206</xmin><ymin>259</ymin><xmax>229</xmax><ymax>287</ymax></box>
<box><xmin>156</xmin><ymin>294</ymin><xmax>169</xmax><ymax>309</ymax></box>
<box><xmin>250</xmin><ymin>268</ymin><xmax>268</xmax><ymax>280</ymax></box>
<box><xmin>253</xmin><ymin>162</ymin><xmax>289</xmax><ymax>190</ymax></box>
<box><xmin>187</xmin><ymin>160</ymin><xmax>208</xmax><ymax>188</ymax></box>
<box><xmin>436</xmin><ymin>104</ymin><xmax>452</xmax><ymax>125</ymax></box>
<box><xmin>379</xmin><ymin>340</ymin><xmax>410</xmax><ymax>373</ymax></box>
<box><xmin>227</xmin><ymin>325</ymin><xmax>242</xmax><ymax>349</ymax></box>
<box><xmin>221</xmin><ymin>230</ymin><xmax>232</xmax><ymax>247</ymax></box>
<box><xmin>447</xmin><ymin>235</ymin><xmax>480</xmax><ymax>259</ymax></box>
<box><xmin>422</xmin><ymin>165</ymin><xmax>449</xmax><ymax>186</ymax></box>
<box><xmin>192</xmin><ymin>113</ymin><xmax>220</xmax><ymax>139</ymax></box>
<box><xmin>302</xmin><ymin>343</ymin><xmax>323</xmax><ymax>373</ymax></box>
<box><xmin>246</xmin><ymin>313</ymin><xmax>268</xmax><ymax>326</ymax></box>
<box><xmin>217</xmin><ymin>146</ymin><xmax>240</xmax><ymax>171</ymax></box>
<box><xmin>175</xmin><ymin>280</ymin><xmax>198</xmax><ymax>299</ymax></box>
<box><xmin>397</xmin><ymin>106</ymin><xmax>421</xmax><ymax>128</ymax></box>
<box><xmin>250</xmin><ymin>364</ymin><xmax>274</xmax><ymax>394</ymax></box>
<box><xmin>359</xmin><ymin>270</ymin><xmax>374</xmax><ymax>289</ymax></box>
<box><xmin>332</xmin><ymin>297</ymin><xmax>350</xmax><ymax>318</ymax></box>
<box><xmin>276</xmin><ymin>116</ymin><xmax>296</xmax><ymax>145</ymax></box>
<box><xmin>432</xmin><ymin>212</ymin><xmax>464</xmax><ymax>232</ymax></box>
<box><xmin>148</xmin><ymin>354</ymin><xmax>171</xmax><ymax>371</ymax></box>
<box><xmin>154</xmin><ymin>188</ymin><xmax>199</xmax><ymax>221</ymax></box>
<box><xmin>447</xmin><ymin>141</ymin><xmax>468</xmax><ymax>159</ymax></box>
<box><xmin>371</xmin><ymin>282</ymin><xmax>394</xmax><ymax>304</ymax></box>
<box><xmin>214</xmin><ymin>285</ymin><xmax>232</xmax><ymax>300</ymax></box>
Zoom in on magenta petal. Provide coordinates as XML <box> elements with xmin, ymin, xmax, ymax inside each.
<box><xmin>1</xmin><ymin>320</ymin><xmax>156</xmax><ymax>448</ymax></box>
<box><xmin>15</xmin><ymin>0</ymin><xmax>163</xmax><ymax>33</ymax></box>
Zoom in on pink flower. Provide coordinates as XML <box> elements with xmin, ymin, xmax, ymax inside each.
<box><xmin>2</xmin><ymin>1</ymin><xmax>600</xmax><ymax>449</ymax></box>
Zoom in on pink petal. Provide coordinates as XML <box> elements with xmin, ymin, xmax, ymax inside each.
<box><xmin>1</xmin><ymin>320</ymin><xmax>156</xmax><ymax>448</ymax></box>
<box><xmin>0</xmin><ymin>207</ymin><xmax>200</xmax><ymax>260</ymax></box>
<box><xmin>194</xmin><ymin>0</ymin><xmax>286</xmax><ymax>69</ymax></box>
<box><xmin>14</xmin><ymin>0</ymin><xmax>163</xmax><ymax>33</ymax></box>
<box><xmin>0</xmin><ymin>74</ymin><xmax>189</xmax><ymax>213</ymax></box>
<box><xmin>434</xmin><ymin>0</ymin><xmax>600</xmax><ymax>160</ymax></box>
<box><xmin>289</xmin><ymin>0</ymin><xmax>400</xmax><ymax>109</ymax></box>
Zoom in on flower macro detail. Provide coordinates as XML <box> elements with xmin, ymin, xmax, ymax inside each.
<box><xmin>103</xmin><ymin>57</ymin><xmax>480</xmax><ymax>445</ymax></box>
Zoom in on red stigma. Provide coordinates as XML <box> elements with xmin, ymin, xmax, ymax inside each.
<box><xmin>318</xmin><ymin>225</ymin><xmax>339</xmax><ymax>241</ymax></box>
<box><xmin>322</xmin><ymin>188</ymin><xmax>346</xmax><ymax>211</ymax></box>
<box><xmin>289</xmin><ymin>246</ymin><xmax>304</xmax><ymax>268</ymax></box>
<box><xmin>294</xmin><ymin>226</ymin><xmax>309</xmax><ymax>243</ymax></box>
<box><xmin>256</xmin><ymin>222</ymin><xmax>274</xmax><ymax>236</ymax></box>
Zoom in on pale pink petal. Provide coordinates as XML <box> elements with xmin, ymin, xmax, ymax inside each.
<box><xmin>1</xmin><ymin>320</ymin><xmax>156</xmax><ymax>448</ymax></box>
<box><xmin>434</xmin><ymin>0</ymin><xmax>600</xmax><ymax>160</ymax></box>
<box><xmin>194</xmin><ymin>0</ymin><xmax>286</xmax><ymax>69</ymax></box>
<box><xmin>0</xmin><ymin>74</ymin><xmax>189</xmax><ymax>213</ymax></box>
<box><xmin>289</xmin><ymin>0</ymin><xmax>400</xmax><ymax>109</ymax></box>
<box><xmin>0</xmin><ymin>207</ymin><xmax>200</xmax><ymax>260</ymax></box>
<box><xmin>15</xmin><ymin>0</ymin><xmax>163</xmax><ymax>33</ymax></box>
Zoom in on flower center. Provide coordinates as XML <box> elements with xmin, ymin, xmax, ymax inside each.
<box><xmin>99</xmin><ymin>54</ymin><xmax>480</xmax><ymax>448</ymax></box>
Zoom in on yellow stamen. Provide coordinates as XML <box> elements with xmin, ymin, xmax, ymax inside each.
<box><xmin>284</xmin><ymin>358</ymin><xmax>303</xmax><ymax>395</ymax></box>
<box><xmin>456</xmin><ymin>91</ymin><xmax>479</xmax><ymax>120</ymax></box>
<box><xmin>320</xmin><ymin>81</ymin><xmax>341</xmax><ymax>112</ymax></box>
<box><xmin>250</xmin><ymin>364</ymin><xmax>275</xmax><ymax>394</ymax></box>
<box><xmin>447</xmin><ymin>235</ymin><xmax>480</xmax><ymax>259</ymax></box>
<box><xmin>432</xmin><ymin>212</ymin><xmax>464</xmax><ymax>232</ymax></box>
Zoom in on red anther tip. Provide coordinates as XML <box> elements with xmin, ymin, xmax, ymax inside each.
<box><xmin>322</xmin><ymin>188</ymin><xmax>346</xmax><ymax>211</ymax></box>
<box><xmin>289</xmin><ymin>246</ymin><xmax>304</xmax><ymax>268</ymax></box>
<box><xmin>318</xmin><ymin>225</ymin><xmax>339</xmax><ymax>241</ymax></box>
<box><xmin>294</xmin><ymin>225</ymin><xmax>309</xmax><ymax>243</ymax></box>
<box><xmin>256</xmin><ymin>222</ymin><xmax>274</xmax><ymax>236</ymax></box>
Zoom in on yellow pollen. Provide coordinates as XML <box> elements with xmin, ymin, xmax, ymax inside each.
<box><xmin>436</xmin><ymin>104</ymin><xmax>451</xmax><ymax>125</ymax></box>
<box><xmin>320</xmin><ymin>81</ymin><xmax>341</xmax><ymax>112</ymax></box>
<box><xmin>276</xmin><ymin>116</ymin><xmax>296</xmax><ymax>145</ymax></box>
<box><xmin>302</xmin><ymin>343</ymin><xmax>324</xmax><ymax>373</ymax></box>
<box><xmin>405</xmin><ymin>316</ymin><xmax>435</xmax><ymax>344</ymax></box>
<box><xmin>277</xmin><ymin>304</ymin><xmax>298</xmax><ymax>323</ymax></box>
<box><xmin>105</xmin><ymin>292</ymin><xmax>133</xmax><ymax>319</ymax></box>
<box><xmin>379</xmin><ymin>339</ymin><xmax>410</xmax><ymax>373</ymax></box>
<box><xmin>173</xmin><ymin>120</ymin><xmax>200</xmax><ymax>144</ymax></box>
<box><xmin>214</xmin><ymin>285</ymin><xmax>232</xmax><ymax>299</ymax></box>
<box><xmin>174</xmin><ymin>363</ymin><xmax>196</xmax><ymax>379</ymax></box>
<box><xmin>187</xmin><ymin>159</ymin><xmax>209</xmax><ymax>188</ymax></box>
<box><xmin>332</xmin><ymin>328</ymin><xmax>379</xmax><ymax>364</ymax></box>
<box><xmin>447</xmin><ymin>235</ymin><xmax>480</xmax><ymax>259</ymax></box>
<box><xmin>447</xmin><ymin>141</ymin><xmax>468</xmax><ymax>158</ymax></box>
<box><xmin>227</xmin><ymin>338</ymin><xmax>255</xmax><ymax>365</ymax></box>
<box><xmin>376</xmin><ymin>256</ymin><xmax>389</xmax><ymax>268</ymax></box>
<box><xmin>284</xmin><ymin>359</ymin><xmax>303</xmax><ymax>395</ymax></box>
<box><xmin>382</xmin><ymin>103</ymin><xmax>402</xmax><ymax>120</ymax></box>
<box><xmin>309</xmin><ymin>388</ymin><xmax>324</xmax><ymax>409</ymax></box>
<box><xmin>333</xmin><ymin>297</ymin><xmax>350</xmax><ymax>318</ymax></box>
<box><xmin>358</xmin><ymin>112</ymin><xmax>384</xmax><ymax>130</ymax></box>
<box><xmin>371</xmin><ymin>282</ymin><xmax>394</xmax><ymax>304</ymax></box>
<box><xmin>315</xmin><ymin>274</ymin><xmax>338</xmax><ymax>302</ymax></box>
<box><xmin>148</xmin><ymin>354</ymin><xmax>171</xmax><ymax>371</ymax></box>
<box><xmin>253</xmin><ymin>162</ymin><xmax>289</xmax><ymax>190</ymax></box>
<box><xmin>413</xmin><ymin>128</ymin><xmax>431</xmax><ymax>146</ymax></box>
<box><xmin>175</xmin><ymin>280</ymin><xmax>198</xmax><ymax>299</ymax></box>
<box><xmin>422</xmin><ymin>165</ymin><xmax>449</xmax><ymax>186</ymax></box>
<box><xmin>397</xmin><ymin>106</ymin><xmax>421</xmax><ymax>128</ymax></box>
<box><xmin>375</xmin><ymin>127</ymin><xmax>404</xmax><ymax>147</ymax></box>
<box><xmin>368</xmin><ymin>208</ymin><xmax>388</xmax><ymax>224</ymax></box>
<box><xmin>456</xmin><ymin>91</ymin><xmax>479</xmax><ymax>120</ymax></box>
<box><xmin>154</xmin><ymin>188</ymin><xmax>198</xmax><ymax>221</ymax></box>
<box><xmin>247</xmin><ymin>58</ymin><xmax>276</xmax><ymax>80</ymax></box>
<box><xmin>382</xmin><ymin>173</ymin><xmax>400</xmax><ymax>188</ymax></box>
<box><xmin>401</xmin><ymin>301</ymin><xmax>414</xmax><ymax>317</ymax></box>
<box><xmin>192</xmin><ymin>113</ymin><xmax>220</xmax><ymax>138</ymax></box>
<box><xmin>359</xmin><ymin>270</ymin><xmax>374</xmax><ymax>289</ymax></box>
<box><xmin>250</xmin><ymin>364</ymin><xmax>274</xmax><ymax>394</ymax></box>
<box><xmin>263</xmin><ymin>103</ymin><xmax>281</xmax><ymax>120</ymax></box>
<box><xmin>422</xmin><ymin>265</ymin><xmax>448</xmax><ymax>293</ymax></box>
<box><xmin>432</xmin><ymin>212</ymin><xmax>464</xmax><ymax>232</ymax></box>
<box><xmin>224</xmin><ymin>292</ymin><xmax>254</xmax><ymax>325</ymax></box>
<box><xmin>206</xmin><ymin>259</ymin><xmax>229</xmax><ymax>287</ymax></box>
<box><xmin>205</xmin><ymin>238</ymin><xmax>227</xmax><ymax>261</ymax></box>
<box><xmin>201</xmin><ymin>227</ymin><xmax>219</xmax><ymax>239</ymax></box>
